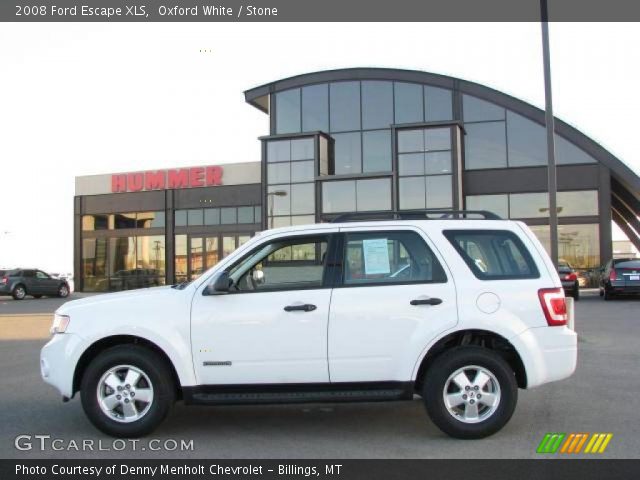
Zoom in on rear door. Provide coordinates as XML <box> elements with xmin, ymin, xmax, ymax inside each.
<box><xmin>20</xmin><ymin>270</ymin><xmax>38</xmax><ymax>293</ymax></box>
<box><xmin>328</xmin><ymin>226</ymin><xmax>458</xmax><ymax>383</ymax></box>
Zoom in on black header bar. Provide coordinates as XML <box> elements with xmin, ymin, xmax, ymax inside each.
<box><xmin>2</xmin><ymin>459</ymin><xmax>640</xmax><ymax>480</ymax></box>
<box><xmin>3</xmin><ymin>0</ymin><xmax>640</xmax><ymax>22</ymax></box>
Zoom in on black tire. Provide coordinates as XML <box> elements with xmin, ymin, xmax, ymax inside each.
<box><xmin>599</xmin><ymin>288</ymin><xmax>604</xmax><ymax>297</ymax></box>
<box><xmin>423</xmin><ymin>346</ymin><xmax>518</xmax><ymax>439</ymax></box>
<box><xmin>572</xmin><ymin>284</ymin><xmax>580</xmax><ymax>301</ymax></box>
<box><xmin>33</xmin><ymin>295</ymin><xmax>43</xmax><ymax>299</ymax></box>
<box><xmin>12</xmin><ymin>284</ymin><xmax>26</xmax><ymax>300</ymax></box>
<box><xmin>57</xmin><ymin>283</ymin><xmax>70</xmax><ymax>298</ymax></box>
<box><xmin>80</xmin><ymin>345</ymin><xmax>176</xmax><ymax>438</ymax></box>
<box><xmin>604</xmin><ymin>288</ymin><xmax>614</xmax><ymax>301</ymax></box>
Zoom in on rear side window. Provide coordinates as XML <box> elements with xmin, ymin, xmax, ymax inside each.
<box><xmin>444</xmin><ymin>230</ymin><xmax>539</xmax><ymax>280</ymax></box>
<box><xmin>343</xmin><ymin>231</ymin><xmax>447</xmax><ymax>286</ymax></box>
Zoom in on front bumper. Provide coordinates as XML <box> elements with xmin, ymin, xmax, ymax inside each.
<box><xmin>512</xmin><ymin>326</ymin><xmax>577</xmax><ymax>389</ymax></box>
<box><xmin>40</xmin><ymin>333</ymin><xmax>86</xmax><ymax>398</ymax></box>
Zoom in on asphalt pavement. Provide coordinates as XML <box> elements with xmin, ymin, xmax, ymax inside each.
<box><xmin>0</xmin><ymin>290</ymin><xmax>638</xmax><ymax>459</ymax></box>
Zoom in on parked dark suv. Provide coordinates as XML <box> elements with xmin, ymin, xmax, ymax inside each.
<box><xmin>600</xmin><ymin>258</ymin><xmax>640</xmax><ymax>300</ymax></box>
<box><xmin>0</xmin><ymin>269</ymin><xmax>70</xmax><ymax>300</ymax></box>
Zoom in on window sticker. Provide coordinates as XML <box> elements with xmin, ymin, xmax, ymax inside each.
<box><xmin>362</xmin><ymin>238</ymin><xmax>391</xmax><ymax>274</ymax></box>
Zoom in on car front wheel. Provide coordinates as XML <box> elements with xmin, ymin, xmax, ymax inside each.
<box><xmin>423</xmin><ymin>346</ymin><xmax>517</xmax><ymax>439</ymax></box>
<box><xmin>57</xmin><ymin>284</ymin><xmax>69</xmax><ymax>298</ymax></box>
<box><xmin>12</xmin><ymin>285</ymin><xmax>26</xmax><ymax>300</ymax></box>
<box><xmin>80</xmin><ymin>345</ymin><xmax>175</xmax><ymax>438</ymax></box>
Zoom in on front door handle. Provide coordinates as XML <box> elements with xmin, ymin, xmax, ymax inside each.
<box><xmin>284</xmin><ymin>304</ymin><xmax>317</xmax><ymax>312</ymax></box>
<box><xmin>410</xmin><ymin>297</ymin><xmax>443</xmax><ymax>306</ymax></box>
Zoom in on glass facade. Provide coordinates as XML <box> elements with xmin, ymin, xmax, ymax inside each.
<box><xmin>82</xmin><ymin>235</ymin><xmax>166</xmax><ymax>292</ymax></box>
<box><xmin>466</xmin><ymin>190</ymin><xmax>599</xmax><ymax>220</ymax></box>
<box><xmin>266</xmin><ymin>136</ymin><xmax>319</xmax><ymax>227</ymax></box>
<box><xmin>463</xmin><ymin>94</ymin><xmax>597</xmax><ymax>169</ymax></box>
<box><xmin>79</xmin><ymin>70</ymin><xmax>622</xmax><ymax>292</ymax></box>
<box><xmin>529</xmin><ymin>224</ymin><xmax>600</xmax><ymax>269</ymax></box>
<box><xmin>322</xmin><ymin>178</ymin><xmax>392</xmax><ymax>213</ymax></box>
<box><xmin>398</xmin><ymin>126</ymin><xmax>454</xmax><ymax>210</ymax></box>
<box><xmin>83</xmin><ymin>212</ymin><xmax>165</xmax><ymax>231</ymax></box>
<box><xmin>175</xmin><ymin>206</ymin><xmax>259</xmax><ymax>227</ymax></box>
<box><xmin>273</xmin><ymin>80</ymin><xmax>454</xmax><ymax>177</ymax></box>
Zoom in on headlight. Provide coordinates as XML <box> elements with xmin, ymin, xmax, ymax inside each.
<box><xmin>50</xmin><ymin>314</ymin><xmax>70</xmax><ymax>334</ymax></box>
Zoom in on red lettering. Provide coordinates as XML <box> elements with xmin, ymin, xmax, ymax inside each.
<box><xmin>189</xmin><ymin>167</ymin><xmax>204</xmax><ymax>188</ymax></box>
<box><xmin>111</xmin><ymin>174</ymin><xmax>127</xmax><ymax>193</ymax></box>
<box><xmin>127</xmin><ymin>173</ymin><xmax>144</xmax><ymax>192</ymax></box>
<box><xmin>206</xmin><ymin>166</ymin><xmax>223</xmax><ymax>186</ymax></box>
<box><xmin>145</xmin><ymin>171</ymin><xmax>166</xmax><ymax>190</ymax></box>
<box><xmin>167</xmin><ymin>169</ymin><xmax>190</xmax><ymax>189</ymax></box>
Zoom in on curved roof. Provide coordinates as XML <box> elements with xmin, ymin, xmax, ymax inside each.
<box><xmin>244</xmin><ymin>67</ymin><xmax>640</xmax><ymax>200</ymax></box>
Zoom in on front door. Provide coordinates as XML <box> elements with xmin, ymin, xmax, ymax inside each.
<box><xmin>328</xmin><ymin>227</ymin><xmax>458</xmax><ymax>382</ymax></box>
<box><xmin>35</xmin><ymin>270</ymin><xmax>59</xmax><ymax>295</ymax></box>
<box><xmin>191</xmin><ymin>232</ymin><xmax>336</xmax><ymax>385</ymax></box>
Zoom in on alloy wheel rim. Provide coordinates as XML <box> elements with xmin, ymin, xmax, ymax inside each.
<box><xmin>16</xmin><ymin>287</ymin><xmax>25</xmax><ymax>299</ymax></box>
<box><xmin>443</xmin><ymin>365</ymin><xmax>501</xmax><ymax>424</ymax></box>
<box><xmin>97</xmin><ymin>365</ymin><xmax>154</xmax><ymax>423</ymax></box>
<box><xmin>60</xmin><ymin>286</ymin><xmax>68</xmax><ymax>297</ymax></box>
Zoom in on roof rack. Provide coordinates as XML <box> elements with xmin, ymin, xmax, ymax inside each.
<box><xmin>329</xmin><ymin>209</ymin><xmax>502</xmax><ymax>223</ymax></box>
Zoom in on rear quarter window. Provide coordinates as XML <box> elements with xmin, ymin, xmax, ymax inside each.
<box><xmin>444</xmin><ymin>229</ymin><xmax>539</xmax><ymax>280</ymax></box>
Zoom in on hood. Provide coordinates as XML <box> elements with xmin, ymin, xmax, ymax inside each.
<box><xmin>56</xmin><ymin>285</ymin><xmax>179</xmax><ymax>315</ymax></box>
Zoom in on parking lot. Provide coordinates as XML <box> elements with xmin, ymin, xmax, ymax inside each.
<box><xmin>1</xmin><ymin>290</ymin><xmax>638</xmax><ymax>459</ymax></box>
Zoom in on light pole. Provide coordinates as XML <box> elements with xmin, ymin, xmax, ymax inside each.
<box><xmin>267</xmin><ymin>190</ymin><xmax>288</xmax><ymax>229</ymax></box>
<box><xmin>541</xmin><ymin>0</ymin><xmax>559</xmax><ymax>267</ymax></box>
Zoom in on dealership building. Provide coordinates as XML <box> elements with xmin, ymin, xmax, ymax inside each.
<box><xmin>75</xmin><ymin>68</ymin><xmax>640</xmax><ymax>291</ymax></box>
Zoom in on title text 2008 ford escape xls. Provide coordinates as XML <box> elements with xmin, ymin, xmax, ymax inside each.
<box><xmin>41</xmin><ymin>211</ymin><xmax>577</xmax><ymax>439</ymax></box>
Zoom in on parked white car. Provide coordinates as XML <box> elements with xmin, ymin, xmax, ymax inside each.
<box><xmin>41</xmin><ymin>212</ymin><xmax>577</xmax><ymax>439</ymax></box>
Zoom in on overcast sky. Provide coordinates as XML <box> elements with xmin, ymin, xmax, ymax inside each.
<box><xmin>0</xmin><ymin>22</ymin><xmax>638</xmax><ymax>272</ymax></box>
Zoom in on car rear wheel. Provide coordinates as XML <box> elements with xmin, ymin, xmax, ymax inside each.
<box><xmin>80</xmin><ymin>345</ymin><xmax>175</xmax><ymax>438</ymax></box>
<box><xmin>604</xmin><ymin>289</ymin><xmax>615</xmax><ymax>301</ymax></box>
<box><xmin>57</xmin><ymin>284</ymin><xmax>69</xmax><ymax>298</ymax></box>
<box><xmin>12</xmin><ymin>285</ymin><xmax>26</xmax><ymax>300</ymax></box>
<box><xmin>423</xmin><ymin>346</ymin><xmax>517</xmax><ymax>439</ymax></box>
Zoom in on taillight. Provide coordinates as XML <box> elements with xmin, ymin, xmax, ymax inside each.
<box><xmin>609</xmin><ymin>269</ymin><xmax>617</xmax><ymax>281</ymax></box>
<box><xmin>0</xmin><ymin>277</ymin><xmax>7</xmax><ymax>285</ymax></box>
<box><xmin>563</xmin><ymin>273</ymin><xmax>577</xmax><ymax>281</ymax></box>
<box><xmin>538</xmin><ymin>288</ymin><xmax>568</xmax><ymax>326</ymax></box>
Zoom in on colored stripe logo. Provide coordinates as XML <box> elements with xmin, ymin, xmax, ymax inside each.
<box><xmin>537</xmin><ymin>433</ymin><xmax>613</xmax><ymax>454</ymax></box>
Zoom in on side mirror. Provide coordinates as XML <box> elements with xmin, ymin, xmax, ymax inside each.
<box><xmin>204</xmin><ymin>271</ymin><xmax>232</xmax><ymax>296</ymax></box>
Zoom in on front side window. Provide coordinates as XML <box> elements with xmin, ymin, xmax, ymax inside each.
<box><xmin>444</xmin><ymin>230</ymin><xmax>539</xmax><ymax>280</ymax></box>
<box><xmin>343</xmin><ymin>231</ymin><xmax>446</xmax><ymax>286</ymax></box>
<box><xmin>228</xmin><ymin>236</ymin><xmax>329</xmax><ymax>292</ymax></box>
<box><xmin>36</xmin><ymin>271</ymin><xmax>49</xmax><ymax>279</ymax></box>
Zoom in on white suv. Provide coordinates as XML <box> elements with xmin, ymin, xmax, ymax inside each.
<box><xmin>41</xmin><ymin>213</ymin><xmax>577</xmax><ymax>439</ymax></box>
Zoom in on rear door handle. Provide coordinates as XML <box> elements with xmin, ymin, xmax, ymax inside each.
<box><xmin>410</xmin><ymin>297</ymin><xmax>443</xmax><ymax>306</ymax></box>
<box><xmin>284</xmin><ymin>304</ymin><xmax>317</xmax><ymax>312</ymax></box>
